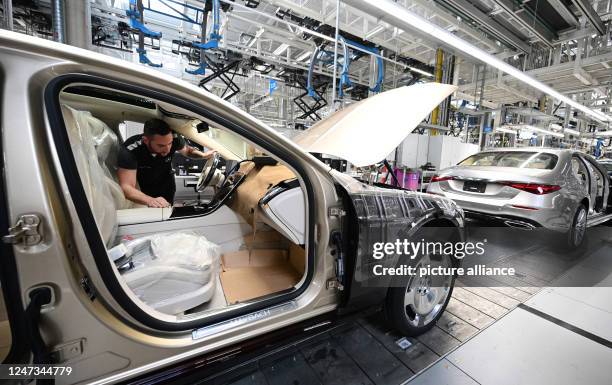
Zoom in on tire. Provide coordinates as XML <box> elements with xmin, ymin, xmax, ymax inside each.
<box><xmin>385</xmin><ymin>248</ymin><xmax>457</xmax><ymax>336</ymax></box>
<box><xmin>566</xmin><ymin>204</ymin><xmax>588</xmax><ymax>249</ymax></box>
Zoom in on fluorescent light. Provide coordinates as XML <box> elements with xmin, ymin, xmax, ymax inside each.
<box><xmin>296</xmin><ymin>50</ymin><xmax>312</xmax><ymax>61</ymax></box>
<box><xmin>365</xmin><ymin>25</ymin><xmax>385</xmax><ymax>40</ymax></box>
<box><xmin>350</xmin><ymin>0</ymin><xmax>612</xmax><ymax>123</ymax></box>
<box><xmin>504</xmin><ymin>124</ymin><xmax>564</xmax><ymax>138</ymax></box>
<box><xmin>408</xmin><ymin>66</ymin><xmax>434</xmax><ymax>77</ymax></box>
<box><xmin>496</xmin><ymin>127</ymin><xmax>516</xmax><ymax>134</ymax></box>
<box><xmin>549</xmin><ymin>123</ymin><xmax>580</xmax><ymax>136</ymax></box>
<box><xmin>564</xmin><ymin>128</ymin><xmax>580</xmax><ymax>136</ymax></box>
<box><xmin>247</xmin><ymin>28</ymin><xmax>265</xmax><ymax>48</ymax></box>
<box><xmin>596</xmin><ymin>130</ymin><xmax>612</xmax><ymax>137</ymax></box>
<box><xmin>524</xmin><ymin>125</ymin><xmax>564</xmax><ymax>138</ymax></box>
<box><xmin>573</xmin><ymin>70</ymin><xmax>592</xmax><ymax>85</ymax></box>
<box><xmin>273</xmin><ymin>43</ymin><xmax>289</xmax><ymax>56</ymax></box>
<box><xmin>251</xmin><ymin>95</ymin><xmax>273</xmax><ymax>109</ymax></box>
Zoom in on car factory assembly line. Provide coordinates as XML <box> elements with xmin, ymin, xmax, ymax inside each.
<box><xmin>0</xmin><ymin>0</ymin><xmax>611</xmax><ymax>384</ymax></box>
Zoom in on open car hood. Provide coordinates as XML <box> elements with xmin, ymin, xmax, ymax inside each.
<box><xmin>293</xmin><ymin>83</ymin><xmax>457</xmax><ymax>167</ymax></box>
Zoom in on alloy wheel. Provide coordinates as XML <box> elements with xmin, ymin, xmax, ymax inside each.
<box><xmin>403</xmin><ymin>252</ymin><xmax>453</xmax><ymax>327</ymax></box>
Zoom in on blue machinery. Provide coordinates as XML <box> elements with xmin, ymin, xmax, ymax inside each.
<box><xmin>594</xmin><ymin>136</ymin><xmax>611</xmax><ymax>158</ymax></box>
<box><xmin>185</xmin><ymin>0</ymin><xmax>222</xmax><ymax>75</ymax></box>
<box><xmin>125</xmin><ymin>0</ymin><xmax>384</xmax><ymax>108</ymax></box>
<box><xmin>307</xmin><ymin>36</ymin><xmax>384</xmax><ymax>100</ymax></box>
<box><xmin>127</xmin><ymin>0</ymin><xmax>162</xmax><ymax>67</ymax></box>
<box><xmin>129</xmin><ymin>0</ymin><xmax>240</xmax><ymax>100</ymax></box>
<box><xmin>126</xmin><ymin>0</ymin><xmax>222</xmax><ymax>71</ymax></box>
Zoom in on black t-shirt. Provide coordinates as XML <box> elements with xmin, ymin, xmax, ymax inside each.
<box><xmin>117</xmin><ymin>134</ymin><xmax>186</xmax><ymax>203</ymax></box>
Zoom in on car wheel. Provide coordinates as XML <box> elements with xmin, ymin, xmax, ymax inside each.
<box><xmin>385</xmin><ymin>249</ymin><xmax>456</xmax><ymax>336</ymax></box>
<box><xmin>566</xmin><ymin>204</ymin><xmax>587</xmax><ymax>249</ymax></box>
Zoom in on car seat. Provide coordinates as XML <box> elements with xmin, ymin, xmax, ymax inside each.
<box><xmin>61</xmin><ymin>105</ymin><xmax>217</xmax><ymax>315</ymax></box>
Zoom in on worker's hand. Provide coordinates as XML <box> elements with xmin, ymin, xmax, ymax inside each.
<box><xmin>146</xmin><ymin>196</ymin><xmax>170</xmax><ymax>208</ymax></box>
<box><xmin>203</xmin><ymin>150</ymin><xmax>218</xmax><ymax>159</ymax></box>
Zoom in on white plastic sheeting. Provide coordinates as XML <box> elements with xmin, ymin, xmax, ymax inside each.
<box><xmin>62</xmin><ymin>105</ymin><xmax>221</xmax><ymax>314</ymax></box>
<box><xmin>120</xmin><ymin>232</ymin><xmax>221</xmax><ymax>314</ymax></box>
<box><xmin>62</xmin><ymin>105</ymin><xmax>118</xmax><ymax>245</ymax></box>
<box><xmin>150</xmin><ymin>232</ymin><xmax>221</xmax><ymax>270</ymax></box>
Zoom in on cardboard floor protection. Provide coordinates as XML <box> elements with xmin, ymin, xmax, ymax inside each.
<box><xmin>220</xmin><ymin>248</ymin><xmax>303</xmax><ymax>304</ymax></box>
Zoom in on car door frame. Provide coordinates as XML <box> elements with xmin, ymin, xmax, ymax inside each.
<box><xmin>570</xmin><ymin>153</ymin><xmax>593</xmax><ymax>209</ymax></box>
<box><xmin>0</xmin><ymin>113</ymin><xmax>31</xmax><ymax>364</ymax></box>
<box><xmin>1</xmin><ymin>32</ymin><xmax>344</xmax><ymax>382</ymax></box>
<box><xmin>44</xmin><ymin>73</ymin><xmax>323</xmax><ymax>331</ymax></box>
<box><xmin>579</xmin><ymin>154</ymin><xmax>610</xmax><ymax>214</ymax></box>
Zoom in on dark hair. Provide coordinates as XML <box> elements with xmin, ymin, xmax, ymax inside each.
<box><xmin>143</xmin><ymin>118</ymin><xmax>171</xmax><ymax>137</ymax></box>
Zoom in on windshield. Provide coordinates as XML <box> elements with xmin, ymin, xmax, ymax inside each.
<box><xmin>459</xmin><ymin>151</ymin><xmax>558</xmax><ymax>169</ymax></box>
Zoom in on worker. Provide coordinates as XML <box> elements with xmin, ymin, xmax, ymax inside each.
<box><xmin>117</xmin><ymin>118</ymin><xmax>215</xmax><ymax>207</ymax></box>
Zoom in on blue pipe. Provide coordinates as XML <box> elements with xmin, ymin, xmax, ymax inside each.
<box><xmin>342</xmin><ymin>37</ymin><xmax>384</xmax><ymax>94</ymax></box>
<box><xmin>307</xmin><ymin>46</ymin><xmax>322</xmax><ymax>99</ymax></box>
<box><xmin>185</xmin><ymin>0</ymin><xmax>222</xmax><ymax>75</ymax></box>
<box><xmin>338</xmin><ymin>36</ymin><xmax>351</xmax><ymax>98</ymax></box>
<box><xmin>126</xmin><ymin>0</ymin><xmax>161</xmax><ymax>38</ymax></box>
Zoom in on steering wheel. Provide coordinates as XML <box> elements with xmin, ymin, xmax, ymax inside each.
<box><xmin>196</xmin><ymin>152</ymin><xmax>221</xmax><ymax>192</ymax></box>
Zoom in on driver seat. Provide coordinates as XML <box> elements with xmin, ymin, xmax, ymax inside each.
<box><xmin>61</xmin><ymin>105</ymin><xmax>217</xmax><ymax>315</ymax></box>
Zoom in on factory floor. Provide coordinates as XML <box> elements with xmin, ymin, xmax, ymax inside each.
<box><xmin>205</xmin><ymin>226</ymin><xmax>612</xmax><ymax>385</ymax></box>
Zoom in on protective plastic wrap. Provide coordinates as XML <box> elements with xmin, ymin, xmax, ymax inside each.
<box><xmin>62</xmin><ymin>105</ymin><xmax>118</xmax><ymax>245</ymax></box>
<box><xmin>119</xmin><ymin>232</ymin><xmax>221</xmax><ymax>314</ymax></box>
<box><xmin>86</xmin><ymin>112</ymin><xmax>132</xmax><ymax>210</ymax></box>
<box><xmin>329</xmin><ymin>169</ymin><xmax>464</xmax><ymax>306</ymax></box>
<box><xmin>151</xmin><ymin>232</ymin><xmax>221</xmax><ymax>270</ymax></box>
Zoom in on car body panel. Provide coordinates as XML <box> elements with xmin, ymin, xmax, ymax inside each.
<box><xmin>0</xmin><ymin>30</ymin><xmax>465</xmax><ymax>383</ymax></box>
<box><xmin>0</xmin><ymin>30</ymin><xmax>341</xmax><ymax>383</ymax></box>
<box><xmin>293</xmin><ymin>83</ymin><xmax>458</xmax><ymax>167</ymax></box>
<box><xmin>331</xmin><ymin>170</ymin><xmax>465</xmax><ymax>310</ymax></box>
<box><xmin>428</xmin><ymin>148</ymin><xmax>610</xmax><ymax>232</ymax></box>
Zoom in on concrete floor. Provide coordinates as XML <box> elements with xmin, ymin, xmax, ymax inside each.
<box><xmin>210</xmin><ymin>225</ymin><xmax>612</xmax><ymax>385</ymax></box>
<box><xmin>0</xmin><ymin>225</ymin><xmax>609</xmax><ymax>383</ymax></box>
<box><xmin>409</xmin><ymin>245</ymin><xmax>612</xmax><ymax>385</ymax></box>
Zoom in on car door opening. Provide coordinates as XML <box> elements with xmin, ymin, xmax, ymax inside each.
<box><xmin>56</xmin><ymin>84</ymin><xmax>310</xmax><ymax>323</ymax></box>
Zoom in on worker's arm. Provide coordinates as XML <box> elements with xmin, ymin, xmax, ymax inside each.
<box><xmin>179</xmin><ymin>145</ymin><xmax>216</xmax><ymax>159</ymax></box>
<box><xmin>117</xmin><ymin>168</ymin><xmax>170</xmax><ymax>208</ymax></box>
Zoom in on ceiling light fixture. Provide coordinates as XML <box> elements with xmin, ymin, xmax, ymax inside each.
<box><xmin>295</xmin><ymin>50</ymin><xmax>313</xmax><ymax>62</ymax></box>
<box><xmin>273</xmin><ymin>43</ymin><xmax>289</xmax><ymax>56</ymax></box>
<box><xmin>564</xmin><ymin>128</ymin><xmax>580</xmax><ymax>136</ymax></box>
<box><xmin>365</xmin><ymin>25</ymin><xmax>385</xmax><ymax>40</ymax></box>
<box><xmin>524</xmin><ymin>124</ymin><xmax>565</xmax><ymax>138</ymax></box>
<box><xmin>503</xmin><ymin>124</ymin><xmax>565</xmax><ymax>138</ymax></box>
<box><xmin>348</xmin><ymin>0</ymin><xmax>612</xmax><ymax>122</ymax></box>
<box><xmin>496</xmin><ymin>127</ymin><xmax>516</xmax><ymax>134</ymax></box>
<box><xmin>408</xmin><ymin>66</ymin><xmax>434</xmax><ymax>77</ymax></box>
<box><xmin>247</xmin><ymin>27</ymin><xmax>265</xmax><ymax>48</ymax></box>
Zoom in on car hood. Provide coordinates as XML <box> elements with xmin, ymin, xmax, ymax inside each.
<box><xmin>292</xmin><ymin>83</ymin><xmax>457</xmax><ymax>167</ymax></box>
